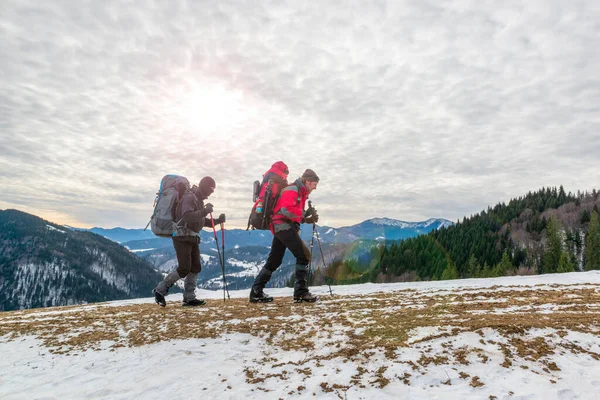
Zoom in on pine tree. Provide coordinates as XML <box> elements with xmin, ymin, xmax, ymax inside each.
<box><xmin>494</xmin><ymin>250</ymin><xmax>513</xmax><ymax>276</ymax></box>
<box><xmin>441</xmin><ymin>262</ymin><xmax>458</xmax><ymax>280</ymax></box>
<box><xmin>481</xmin><ymin>262</ymin><xmax>492</xmax><ymax>278</ymax></box>
<box><xmin>581</xmin><ymin>209</ymin><xmax>591</xmax><ymax>224</ymax></box>
<box><xmin>543</xmin><ymin>216</ymin><xmax>562</xmax><ymax>274</ymax></box>
<box><xmin>585</xmin><ymin>211</ymin><xmax>600</xmax><ymax>271</ymax></box>
<box><xmin>557</xmin><ymin>251</ymin><xmax>575</xmax><ymax>273</ymax></box>
<box><xmin>466</xmin><ymin>254</ymin><xmax>481</xmax><ymax>278</ymax></box>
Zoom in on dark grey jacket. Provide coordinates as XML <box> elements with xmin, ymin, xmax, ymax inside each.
<box><xmin>174</xmin><ymin>188</ymin><xmax>213</xmax><ymax>242</ymax></box>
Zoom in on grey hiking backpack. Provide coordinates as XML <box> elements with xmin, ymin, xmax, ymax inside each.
<box><xmin>145</xmin><ymin>175</ymin><xmax>190</xmax><ymax>237</ymax></box>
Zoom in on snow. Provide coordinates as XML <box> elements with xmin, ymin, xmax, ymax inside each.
<box><xmin>368</xmin><ymin>217</ymin><xmax>453</xmax><ymax>230</ymax></box>
<box><xmin>1</xmin><ymin>271</ymin><xmax>600</xmax><ymax>399</ymax></box>
<box><xmin>46</xmin><ymin>224</ymin><xmax>66</xmax><ymax>234</ymax></box>
<box><xmin>369</xmin><ymin>217</ymin><xmax>410</xmax><ymax>228</ymax></box>
<box><xmin>200</xmin><ymin>254</ymin><xmax>213</xmax><ymax>264</ymax></box>
<box><xmin>128</xmin><ymin>248</ymin><xmax>155</xmax><ymax>253</ymax></box>
<box><xmin>226</xmin><ymin>258</ymin><xmax>262</xmax><ymax>277</ymax></box>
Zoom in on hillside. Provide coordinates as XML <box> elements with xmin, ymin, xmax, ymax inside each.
<box><xmin>1</xmin><ymin>272</ymin><xmax>599</xmax><ymax>399</ymax></box>
<box><xmin>0</xmin><ymin>209</ymin><xmax>164</xmax><ymax>311</ymax></box>
<box><xmin>320</xmin><ymin>187</ymin><xmax>600</xmax><ymax>284</ymax></box>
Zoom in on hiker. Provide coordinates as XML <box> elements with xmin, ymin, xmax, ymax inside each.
<box><xmin>152</xmin><ymin>176</ymin><xmax>225</xmax><ymax>307</ymax></box>
<box><xmin>249</xmin><ymin>169</ymin><xmax>320</xmax><ymax>303</ymax></box>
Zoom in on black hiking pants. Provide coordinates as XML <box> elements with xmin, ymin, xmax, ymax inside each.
<box><xmin>251</xmin><ymin>228</ymin><xmax>311</xmax><ymax>295</ymax></box>
<box><xmin>173</xmin><ymin>237</ymin><xmax>202</xmax><ymax>277</ymax></box>
<box><xmin>264</xmin><ymin>228</ymin><xmax>310</xmax><ymax>273</ymax></box>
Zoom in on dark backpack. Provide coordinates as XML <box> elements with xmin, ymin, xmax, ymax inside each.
<box><xmin>247</xmin><ymin>172</ymin><xmax>287</xmax><ymax>230</ymax></box>
<box><xmin>145</xmin><ymin>175</ymin><xmax>190</xmax><ymax>237</ymax></box>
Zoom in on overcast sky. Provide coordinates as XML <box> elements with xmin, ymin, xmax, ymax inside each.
<box><xmin>1</xmin><ymin>0</ymin><xmax>599</xmax><ymax>229</ymax></box>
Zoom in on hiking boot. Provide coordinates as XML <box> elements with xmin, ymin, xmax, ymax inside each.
<box><xmin>182</xmin><ymin>298</ymin><xmax>206</xmax><ymax>307</ymax></box>
<box><xmin>249</xmin><ymin>290</ymin><xmax>274</xmax><ymax>303</ymax></box>
<box><xmin>153</xmin><ymin>289</ymin><xmax>166</xmax><ymax>307</ymax></box>
<box><xmin>293</xmin><ymin>292</ymin><xmax>318</xmax><ymax>303</ymax></box>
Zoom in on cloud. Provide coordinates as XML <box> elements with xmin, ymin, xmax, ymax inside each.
<box><xmin>1</xmin><ymin>0</ymin><xmax>599</xmax><ymax>228</ymax></box>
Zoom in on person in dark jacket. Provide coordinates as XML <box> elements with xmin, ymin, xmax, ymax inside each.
<box><xmin>153</xmin><ymin>176</ymin><xmax>225</xmax><ymax>307</ymax></box>
<box><xmin>249</xmin><ymin>169</ymin><xmax>320</xmax><ymax>303</ymax></box>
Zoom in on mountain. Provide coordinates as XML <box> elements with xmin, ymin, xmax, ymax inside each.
<box><xmin>0</xmin><ymin>209</ymin><xmax>165</xmax><ymax>311</ymax></box>
<box><xmin>321</xmin><ymin>187</ymin><xmax>600</xmax><ymax>284</ymax></box>
<box><xmin>317</xmin><ymin>217</ymin><xmax>454</xmax><ymax>242</ymax></box>
<box><xmin>87</xmin><ymin>227</ymin><xmax>157</xmax><ymax>243</ymax></box>
<box><xmin>86</xmin><ymin>217</ymin><xmax>454</xmax><ymax>252</ymax></box>
<box><xmin>90</xmin><ymin>218</ymin><xmax>452</xmax><ymax>291</ymax></box>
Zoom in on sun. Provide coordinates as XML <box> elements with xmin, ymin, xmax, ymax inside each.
<box><xmin>179</xmin><ymin>84</ymin><xmax>247</xmax><ymax>134</ymax></box>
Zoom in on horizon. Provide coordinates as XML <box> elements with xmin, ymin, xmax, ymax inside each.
<box><xmin>1</xmin><ymin>1</ymin><xmax>598</xmax><ymax>229</ymax></box>
<box><xmin>3</xmin><ymin>183</ymin><xmax>597</xmax><ymax>231</ymax></box>
<box><xmin>0</xmin><ymin>205</ymin><xmax>453</xmax><ymax>231</ymax></box>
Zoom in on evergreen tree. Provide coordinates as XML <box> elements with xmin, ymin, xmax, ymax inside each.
<box><xmin>543</xmin><ymin>216</ymin><xmax>562</xmax><ymax>274</ymax></box>
<box><xmin>481</xmin><ymin>262</ymin><xmax>492</xmax><ymax>278</ymax></box>
<box><xmin>466</xmin><ymin>254</ymin><xmax>481</xmax><ymax>277</ymax></box>
<box><xmin>557</xmin><ymin>251</ymin><xmax>575</xmax><ymax>273</ymax></box>
<box><xmin>494</xmin><ymin>250</ymin><xmax>513</xmax><ymax>276</ymax></box>
<box><xmin>581</xmin><ymin>209</ymin><xmax>591</xmax><ymax>224</ymax></box>
<box><xmin>585</xmin><ymin>211</ymin><xmax>600</xmax><ymax>271</ymax></box>
<box><xmin>558</xmin><ymin>185</ymin><xmax>566</xmax><ymax>203</ymax></box>
<box><xmin>441</xmin><ymin>262</ymin><xmax>458</xmax><ymax>280</ymax></box>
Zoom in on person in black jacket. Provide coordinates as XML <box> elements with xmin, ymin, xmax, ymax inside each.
<box><xmin>153</xmin><ymin>176</ymin><xmax>225</xmax><ymax>307</ymax></box>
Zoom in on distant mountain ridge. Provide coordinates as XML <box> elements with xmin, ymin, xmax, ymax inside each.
<box><xmin>0</xmin><ymin>209</ymin><xmax>164</xmax><ymax>311</ymax></box>
<box><xmin>72</xmin><ymin>217</ymin><xmax>452</xmax><ymax>292</ymax></box>
<box><xmin>77</xmin><ymin>217</ymin><xmax>454</xmax><ymax>251</ymax></box>
<box><xmin>88</xmin><ymin>227</ymin><xmax>156</xmax><ymax>243</ymax></box>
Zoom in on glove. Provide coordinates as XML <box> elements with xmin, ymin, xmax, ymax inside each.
<box><xmin>304</xmin><ymin>210</ymin><xmax>319</xmax><ymax>224</ymax></box>
<box><xmin>303</xmin><ymin>207</ymin><xmax>316</xmax><ymax>218</ymax></box>
<box><xmin>204</xmin><ymin>203</ymin><xmax>214</xmax><ymax>215</ymax></box>
<box><xmin>216</xmin><ymin>213</ymin><xmax>226</xmax><ymax>224</ymax></box>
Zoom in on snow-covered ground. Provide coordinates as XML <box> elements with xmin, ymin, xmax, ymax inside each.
<box><xmin>46</xmin><ymin>224</ymin><xmax>66</xmax><ymax>234</ymax></box>
<box><xmin>127</xmin><ymin>248</ymin><xmax>155</xmax><ymax>253</ymax></box>
<box><xmin>1</xmin><ymin>271</ymin><xmax>600</xmax><ymax>399</ymax></box>
<box><xmin>226</xmin><ymin>258</ymin><xmax>262</xmax><ymax>277</ymax></box>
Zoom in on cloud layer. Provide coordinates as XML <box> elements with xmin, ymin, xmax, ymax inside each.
<box><xmin>1</xmin><ymin>0</ymin><xmax>599</xmax><ymax>228</ymax></box>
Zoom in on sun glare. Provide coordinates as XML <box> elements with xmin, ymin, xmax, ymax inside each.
<box><xmin>179</xmin><ymin>84</ymin><xmax>248</xmax><ymax>134</ymax></box>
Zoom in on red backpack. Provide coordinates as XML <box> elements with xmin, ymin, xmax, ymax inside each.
<box><xmin>247</xmin><ymin>161</ymin><xmax>289</xmax><ymax>230</ymax></box>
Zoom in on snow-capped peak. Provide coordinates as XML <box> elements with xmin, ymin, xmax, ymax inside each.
<box><xmin>366</xmin><ymin>217</ymin><xmax>453</xmax><ymax>229</ymax></box>
<box><xmin>366</xmin><ymin>218</ymin><xmax>410</xmax><ymax>228</ymax></box>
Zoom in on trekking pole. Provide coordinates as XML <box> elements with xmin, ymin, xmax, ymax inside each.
<box><xmin>307</xmin><ymin>222</ymin><xmax>316</xmax><ymax>286</ymax></box>
<box><xmin>314</xmin><ymin>223</ymin><xmax>333</xmax><ymax>295</ymax></box>
<box><xmin>220</xmin><ymin>221</ymin><xmax>230</xmax><ymax>299</ymax></box>
<box><xmin>210</xmin><ymin>213</ymin><xmax>229</xmax><ymax>301</ymax></box>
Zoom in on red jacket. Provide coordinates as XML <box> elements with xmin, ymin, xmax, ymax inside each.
<box><xmin>271</xmin><ymin>178</ymin><xmax>309</xmax><ymax>233</ymax></box>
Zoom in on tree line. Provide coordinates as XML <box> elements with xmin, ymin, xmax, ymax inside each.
<box><xmin>314</xmin><ymin>187</ymin><xmax>600</xmax><ymax>285</ymax></box>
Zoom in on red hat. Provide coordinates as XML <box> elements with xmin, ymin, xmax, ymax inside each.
<box><xmin>269</xmin><ymin>161</ymin><xmax>289</xmax><ymax>178</ymax></box>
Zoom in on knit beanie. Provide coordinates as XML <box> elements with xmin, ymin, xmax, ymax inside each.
<box><xmin>199</xmin><ymin>176</ymin><xmax>216</xmax><ymax>191</ymax></box>
<box><xmin>301</xmin><ymin>169</ymin><xmax>320</xmax><ymax>182</ymax></box>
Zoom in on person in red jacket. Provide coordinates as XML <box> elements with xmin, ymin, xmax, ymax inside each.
<box><xmin>249</xmin><ymin>169</ymin><xmax>320</xmax><ymax>303</ymax></box>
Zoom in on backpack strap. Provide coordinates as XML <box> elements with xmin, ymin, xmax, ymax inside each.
<box><xmin>295</xmin><ymin>180</ymin><xmax>302</xmax><ymax>207</ymax></box>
